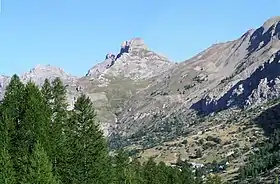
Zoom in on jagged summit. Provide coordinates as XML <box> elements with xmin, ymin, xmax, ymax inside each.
<box><xmin>86</xmin><ymin>38</ymin><xmax>173</xmax><ymax>79</ymax></box>
<box><xmin>116</xmin><ymin>37</ymin><xmax>148</xmax><ymax>59</ymax></box>
<box><xmin>262</xmin><ymin>16</ymin><xmax>280</xmax><ymax>31</ymax></box>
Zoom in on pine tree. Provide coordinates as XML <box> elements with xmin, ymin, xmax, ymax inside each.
<box><xmin>27</xmin><ymin>141</ymin><xmax>59</xmax><ymax>184</ymax></box>
<box><xmin>66</xmin><ymin>94</ymin><xmax>111</xmax><ymax>184</ymax></box>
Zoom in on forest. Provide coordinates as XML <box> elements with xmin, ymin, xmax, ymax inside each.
<box><xmin>0</xmin><ymin>75</ymin><xmax>223</xmax><ymax>184</ymax></box>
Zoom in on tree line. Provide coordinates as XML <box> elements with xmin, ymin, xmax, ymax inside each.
<box><xmin>0</xmin><ymin>75</ymin><xmax>222</xmax><ymax>184</ymax></box>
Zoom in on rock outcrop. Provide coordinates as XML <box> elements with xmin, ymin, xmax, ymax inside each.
<box><xmin>86</xmin><ymin>37</ymin><xmax>173</xmax><ymax>80</ymax></box>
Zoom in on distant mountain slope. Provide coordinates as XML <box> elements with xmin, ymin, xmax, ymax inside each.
<box><xmin>191</xmin><ymin>16</ymin><xmax>280</xmax><ymax>114</ymax></box>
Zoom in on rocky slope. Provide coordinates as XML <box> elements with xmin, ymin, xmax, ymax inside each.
<box><xmin>2</xmin><ymin>16</ymin><xmax>280</xmax><ymax>182</ymax></box>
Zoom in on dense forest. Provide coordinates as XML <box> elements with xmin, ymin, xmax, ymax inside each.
<box><xmin>0</xmin><ymin>75</ymin><xmax>222</xmax><ymax>184</ymax></box>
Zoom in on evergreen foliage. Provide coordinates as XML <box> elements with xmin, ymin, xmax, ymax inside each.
<box><xmin>27</xmin><ymin>141</ymin><xmax>59</xmax><ymax>184</ymax></box>
<box><xmin>0</xmin><ymin>145</ymin><xmax>16</xmax><ymax>184</ymax></box>
<box><xmin>0</xmin><ymin>76</ymin><xmax>224</xmax><ymax>184</ymax></box>
<box><xmin>65</xmin><ymin>94</ymin><xmax>111</xmax><ymax>184</ymax></box>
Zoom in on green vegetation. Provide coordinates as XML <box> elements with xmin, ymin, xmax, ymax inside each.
<box><xmin>0</xmin><ymin>75</ymin><xmax>222</xmax><ymax>184</ymax></box>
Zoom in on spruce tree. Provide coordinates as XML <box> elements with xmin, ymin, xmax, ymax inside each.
<box><xmin>155</xmin><ymin>161</ymin><xmax>169</xmax><ymax>184</ymax></box>
<box><xmin>180</xmin><ymin>161</ymin><xmax>195</xmax><ymax>184</ymax></box>
<box><xmin>143</xmin><ymin>158</ymin><xmax>158</xmax><ymax>184</ymax></box>
<box><xmin>112</xmin><ymin>149</ymin><xmax>130</xmax><ymax>184</ymax></box>
<box><xmin>128</xmin><ymin>159</ymin><xmax>144</xmax><ymax>184</ymax></box>
<box><xmin>11</xmin><ymin>81</ymin><xmax>51</xmax><ymax>183</ymax></box>
<box><xmin>51</xmin><ymin>77</ymin><xmax>68</xmax><ymax>119</ymax></box>
<box><xmin>0</xmin><ymin>113</ymin><xmax>16</xmax><ymax>184</ymax></box>
<box><xmin>41</xmin><ymin>79</ymin><xmax>53</xmax><ymax>108</ymax></box>
<box><xmin>22</xmin><ymin>81</ymin><xmax>50</xmax><ymax>148</ymax></box>
<box><xmin>1</xmin><ymin>75</ymin><xmax>26</xmax><ymax>182</ymax></box>
<box><xmin>0</xmin><ymin>147</ymin><xmax>16</xmax><ymax>184</ymax></box>
<box><xmin>166</xmin><ymin>166</ymin><xmax>181</xmax><ymax>184</ymax></box>
<box><xmin>1</xmin><ymin>75</ymin><xmax>25</xmax><ymax>122</ymax></box>
<box><xmin>66</xmin><ymin>94</ymin><xmax>110</xmax><ymax>184</ymax></box>
<box><xmin>27</xmin><ymin>141</ymin><xmax>59</xmax><ymax>184</ymax></box>
<box><xmin>49</xmin><ymin>77</ymin><xmax>68</xmax><ymax>176</ymax></box>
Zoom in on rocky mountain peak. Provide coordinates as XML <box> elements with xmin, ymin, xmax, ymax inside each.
<box><xmin>116</xmin><ymin>37</ymin><xmax>148</xmax><ymax>59</ymax></box>
<box><xmin>86</xmin><ymin>37</ymin><xmax>172</xmax><ymax>79</ymax></box>
<box><xmin>262</xmin><ymin>16</ymin><xmax>280</xmax><ymax>32</ymax></box>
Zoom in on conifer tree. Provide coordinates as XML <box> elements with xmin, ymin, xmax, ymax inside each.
<box><xmin>166</xmin><ymin>166</ymin><xmax>181</xmax><ymax>184</ymax></box>
<box><xmin>0</xmin><ymin>113</ymin><xmax>16</xmax><ymax>184</ymax></box>
<box><xmin>49</xmin><ymin>77</ymin><xmax>68</xmax><ymax>178</ymax></box>
<box><xmin>0</xmin><ymin>147</ymin><xmax>16</xmax><ymax>184</ymax></box>
<box><xmin>1</xmin><ymin>75</ymin><xmax>25</xmax><ymax>122</ymax></box>
<box><xmin>66</xmin><ymin>94</ymin><xmax>111</xmax><ymax>184</ymax></box>
<box><xmin>51</xmin><ymin>77</ymin><xmax>68</xmax><ymax>119</ymax></box>
<box><xmin>41</xmin><ymin>79</ymin><xmax>53</xmax><ymax>108</ymax></box>
<box><xmin>143</xmin><ymin>158</ymin><xmax>158</xmax><ymax>184</ymax></box>
<box><xmin>128</xmin><ymin>159</ymin><xmax>144</xmax><ymax>184</ymax></box>
<box><xmin>112</xmin><ymin>149</ymin><xmax>130</xmax><ymax>184</ymax></box>
<box><xmin>1</xmin><ymin>75</ymin><xmax>26</xmax><ymax>182</ymax></box>
<box><xmin>27</xmin><ymin>141</ymin><xmax>59</xmax><ymax>184</ymax></box>
<box><xmin>156</xmin><ymin>161</ymin><xmax>169</xmax><ymax>184</ymax></box>
<box><xmin>22</xmin><ymin>81</ymin><xmax>50</xmax><ymax>148</ymax></box>
<box><xmin>10</xmin><ymin>81</ymin><xmax>51</xmax><ymax>183</ymax></box>
<box><xmin>180</xmin><ymin>161</ymin><xmax>196</xmax><ymax>184</ymax></box>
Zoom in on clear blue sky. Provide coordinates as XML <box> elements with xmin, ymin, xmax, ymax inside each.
<box><xmin>0</xmin><ymin>0</ymin><xmax>279</xmax><ymax>76</ymax></box>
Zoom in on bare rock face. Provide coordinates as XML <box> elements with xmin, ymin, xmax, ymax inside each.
<box><xmin>86</xmin><ymin>38</ymin><xmax>173</xmax><ymax>80</ymax></box>
<box><xmin>86</xmin><ymin>58</ymin><xmax>115</xmax><ymax>79</ymax></box>
<box><xmin>190</xmin><ymin>16</ymin><xmax>280</xmax><ymax>114</ymax></box>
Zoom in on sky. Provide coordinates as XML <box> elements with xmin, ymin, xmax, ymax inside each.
<box><xmin>0</xmin><ymin>0</ymin><xmax>279</xmax><ymax>76</ymax></box>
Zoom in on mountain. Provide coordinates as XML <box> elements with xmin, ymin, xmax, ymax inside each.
<box><xmin>2</xmin><ymin>16</ymin><xmax>280</xmax><ymax>182</ymax></box>
<box><xmin>86</xmin><ymin>37</ymin><xmax>173</xmax><ymax>80</ymax></box>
